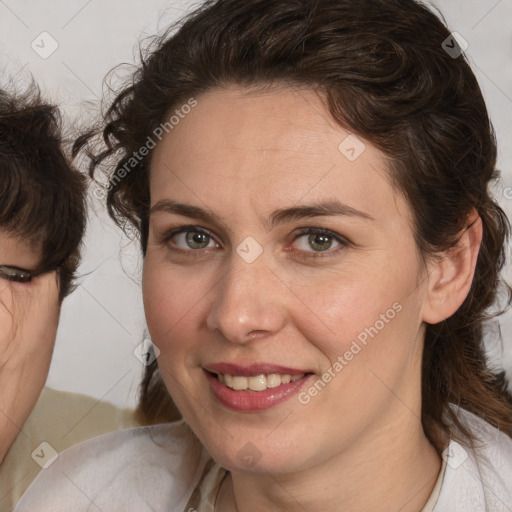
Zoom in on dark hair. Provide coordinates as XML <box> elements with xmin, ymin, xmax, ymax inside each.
<box><xmin>76</xmin><ymin>0</ymin><xmax>512</xmax><ymax>448</ymax></box>
<box><xmin>0</xmin><ymin>84</ymin><xmax>87</xmax><ymax>300</ymax></box>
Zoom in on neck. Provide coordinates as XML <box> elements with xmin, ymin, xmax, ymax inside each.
<box><xmin>219</xmin><ymin>409</ymin><xmax>441</xmax><ymax>512</ymax></box>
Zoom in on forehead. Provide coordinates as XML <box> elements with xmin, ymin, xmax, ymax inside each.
<box><xmin>0</xmin><ymin>230</ymin><xmax>41</xmax><ymax>269</ymax></box>
<box><xmin>149</xmin><ymin>86</ymin><xmax>408</xmax><ymax>223</ymax></box>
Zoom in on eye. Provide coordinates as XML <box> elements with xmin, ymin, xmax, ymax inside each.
<box><xmin>0</xmin><ymin>265</ymin><xmax>33</xmax><ymax>282</ymax></box>
<box><xmin>166</xmin><ymin>227</ymin><xmax>219</xmax><ymax>251</ymax></box>
<box><xmin>291</xmin><ymin>228</ymin><xmax>347</xmax><ymax>253</ymax></box>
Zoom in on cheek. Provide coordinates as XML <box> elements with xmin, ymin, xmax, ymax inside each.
<box><xmin>143</xmin><ymin>267</ymin><xmax>180</xmax><ymax>342</ymax></box>
<box><xmin>289</xmin><ymin>255</ymin><xmax>423</xmax><ymax>368</ymax></box>
<box><xmin>142</xmin><ymin>257</ymin><xmax>208</xmax><ymax>356</ymax></box>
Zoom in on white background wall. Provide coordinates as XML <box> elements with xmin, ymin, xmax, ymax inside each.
<box><xmin>0</xmin><ymin>0</ymin><xmax>511</xmax><ymax>409</ymax></box>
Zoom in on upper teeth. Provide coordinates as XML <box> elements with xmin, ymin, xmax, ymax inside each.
<box><xmin>218</xmin><ymin>373</ymin><xmax>305</xmax><ymax>391</ymax></box>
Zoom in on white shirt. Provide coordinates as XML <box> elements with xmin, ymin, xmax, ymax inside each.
<box><xmin>13</xmin><ymin>408</ymin><xmax>512</xmax><ymax>512</ymax></box>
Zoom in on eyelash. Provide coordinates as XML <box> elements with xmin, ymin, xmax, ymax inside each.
<box><xmin>291</xmin><ymin>227</ymin><xmax>350</xmax><ymax>258</ymax></box>
<box><xmin>161</xmin><ymin>225</ymin><xmax>218</xmax><ymax>257</ymax></box>
<box><xmin>160</xmin><ymin>225</ymin><xmax>350</xmax><ymax>258</ymax></box>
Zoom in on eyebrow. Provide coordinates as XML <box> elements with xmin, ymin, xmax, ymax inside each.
<box><xmin>149</xmin><ymin>200</ymin><xmax>224</xmax><ymax>225</ymax></box>
<box><xmin>149</xmin><ymin>199</ymin><xmax>375</xmax><ymax>229</ymax></box>
<box><xmin>268</xmin><ymin>200</ymin><xmax>375</xmax><ymax>228</ymax></box>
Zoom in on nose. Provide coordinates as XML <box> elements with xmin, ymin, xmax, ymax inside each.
<box><xmin>206</xmin><ymin>255</ymin><xmax>287</xmax><ymax>344</ymax></box>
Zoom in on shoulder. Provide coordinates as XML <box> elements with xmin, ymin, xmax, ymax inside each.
<box><xmin>435</xmin><ymin>407</ymin><xmax>512</xmax><ymax>512</ymax></box>
<box><xmin>0</xmin><ymin>387</ymin><xmax>137</xmax><ymax>511</ymax></box>
<box><xmin>14</xmin><ymin>420</ymin><xmax>210</xmax><ymax>512</ymax></box>
<box><xmin>29</xmin><ymin>387</ymin><xmax>137</xmax><ymax>438</ymax></box>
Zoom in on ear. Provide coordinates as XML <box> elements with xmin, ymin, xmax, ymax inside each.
<box><xmin>421</xmin><ymin>209</ymin><xmax>483</xmax><ymax>324</ymax></box>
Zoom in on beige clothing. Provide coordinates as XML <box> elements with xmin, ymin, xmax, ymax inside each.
<box><xmin>0</xmin><ymin>387</ymin><xmax>136</xmax><ymax>512</ymax></box>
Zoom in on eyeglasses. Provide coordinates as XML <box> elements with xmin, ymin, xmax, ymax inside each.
<box><xmin>0</xmin><ymin>265</ymin><xmax>36</xmax><ymax>282</ymax></box>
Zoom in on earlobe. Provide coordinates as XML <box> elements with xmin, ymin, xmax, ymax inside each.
<box><xmin>422</xmin><ymin>210</ymin><xmax>483</xmax><ymax>324</ymax></box>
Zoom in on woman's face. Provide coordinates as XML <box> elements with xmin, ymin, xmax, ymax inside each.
<box><xmin>0</xmin><ymin>231</ymin><xmax>59</xmax><ymax>462</ymax></box>
<box><xmin>143</xmin><ymin>86</ymin><xmax>432</xmax><ymax>474</ymax></box>
<box><xmin>0</xmin><ymin>231</ymin><xmax>56</xmax><ymax>369</ymax></box>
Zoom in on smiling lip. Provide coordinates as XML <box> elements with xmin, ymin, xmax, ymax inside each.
<box><xmin>205</xmin><ymin>362</ymin><xmax>311</xmax><ymax>376</ymax></box>
<box><xmin>204</xmin><ymin>362</ymin><xmax>313</xmax><ymax>412</ymax></box>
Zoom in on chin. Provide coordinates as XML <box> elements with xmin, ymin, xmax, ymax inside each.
<box><xmin>198</xmin><ymin>427</ymin><xmax>316</xmax><ymax>476</ymax></box>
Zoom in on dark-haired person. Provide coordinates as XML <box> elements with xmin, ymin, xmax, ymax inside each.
<box><xmin>16</xmin><ymin>1</ymin><xmax>512</xmax><ymax>510</ymax></box>
<box><xmin>0</xmin><ymin>87</ymin><xmax>136</xmax><ymax>511</ymax></box>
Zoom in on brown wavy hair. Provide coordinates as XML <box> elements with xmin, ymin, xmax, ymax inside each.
<box><xmin>1</xmin><ymin>84</ymin><xmax>86</xmax><ymax>300</ymax></box>
<box><xmin>75</xmin><ymin>0</ymin><xmax>512</xmax><ymax>448</ymax></box>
